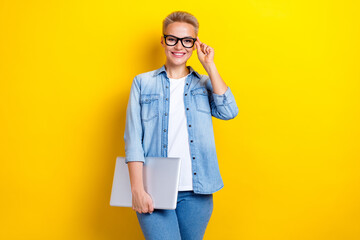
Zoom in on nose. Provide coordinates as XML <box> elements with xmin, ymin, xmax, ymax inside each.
<box><xmin>174</xmin><ymin>40</ymin><xmax>183</xmax><ymax>50</ymax></box>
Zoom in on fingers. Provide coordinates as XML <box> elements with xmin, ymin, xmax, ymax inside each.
<box><xmin>196</xmin><ymin>42</ymin><xmax>206</xmax><ymax>55</ymax></box>
<box><xmin>195</xmin><ymin>39</ymin><xmax>201</xmax><ymax>51</ymax></box>
<box><xmin>138</xmin><ymin>204</ymin><xmax>153</xmax><ymax>214</ymax></box>
<box><xmin>196</xmin><ymin>37</ymin><xmax>212</xmax><ymax>55</ymax></box>
<box><xmin>196</xmin><ymin>36</ymin><xmax>202</xmax><ymax>44</ymax></box>
<box><xmin>204</xmin><ymin>45</ymin><xmax>209</xmax><ymax>54</ymax></box>
<box><xmin>147</xmin><ymin>194</ymin><xmax>154</xmax><ymax>213</ymax></box>
<box><xmin>148</xmin><ymin>201</ymin><xmax>154</xmax><ymax>214</ymax></box>
<box><xmin>134</xmin><ymin>206</ymin><xmax>149</xmax><ymax>214</ymax></box>
<box><xmin>132</xmin><ymin>205</ymin><xmax>145</xmax><ymax>213</ymax></box>
<box><xmin>197</xmin><ymin>37</ymin><xmax>206</xmax><ymax>53</ymax></box>
<box><xmin>132</xmin><ymin>197</ymin><xmax>154</xmax><ymax>214</ymax></box>
<box><xmin>202</xmin><ymin>44</ymin><xmax>210</xmax><ymax>55</ymax></box>
<box><xmin>200</xmin><ymin>42</ymin><xmax>206</xmax><ymax>54</ymax></box>
<box><xmin>195</xmin><ymin>37</ymin><xmax>204</xmax><ymax>54</ymax></box>
<box><xmin>141</xmin><ymin>207</ymin><xmax>149</xmax><ymax>214</ymax></box>
<box><xmin>206</xmin><ymin>46</ymin><xmax>213</xmax><ymax>55</ymax></box>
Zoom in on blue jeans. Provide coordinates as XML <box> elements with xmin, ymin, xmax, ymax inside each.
<box><xmin>136</xmin><ymin>191</ymin><xmax>214</xmax><ymax>240</ymax></box>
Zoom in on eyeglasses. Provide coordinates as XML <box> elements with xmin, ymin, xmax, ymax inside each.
<box><xmin>163</xmin><ymin>34</ymin><xmax>197</xmax><ymax>48</ymax></box>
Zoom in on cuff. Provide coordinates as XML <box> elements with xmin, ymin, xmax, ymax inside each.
<box><xmin>212</xmin><ymin>86</ymin><xmax>235</xmax><ymax>106</ymax></box>
<box><xmin>125</xmin><ymin>154</ymin><xmax>145</xmax><ymax>164</ymax></box>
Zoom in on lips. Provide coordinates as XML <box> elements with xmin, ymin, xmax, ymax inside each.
<box><xmin>171</xmin><ymin>51</ymin><xmax>186</xmax><ymax>58</ymax></box>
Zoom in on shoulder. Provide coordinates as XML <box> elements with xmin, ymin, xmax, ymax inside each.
<box><xmin>135</xmin><ymin>69</ymin><xmax>157</xmax><ymax>80</ymax></box>
<box><xmin>131</xmin><ymin>68</ymin><xmax>160</xmax><ymax>92</ymax></box>
<box><xmin>131</xmin><ymin>69</ymin><xmax>157</xmax><ymax>86</ymax></box>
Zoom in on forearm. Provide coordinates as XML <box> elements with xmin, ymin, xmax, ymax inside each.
<box><xmin>128</xmin><ymin>161</ymin><xmax>145</xmax><ymax>193</ymax></box>
<box><xmin>205</xmin><ymin>69</ymin><xmax>239</xmax><ymax>120</ymax></box>
<box><xmin>204</xmin><ymin>62</ymin><xmax>228</xmax><ymax>95</ymax></box>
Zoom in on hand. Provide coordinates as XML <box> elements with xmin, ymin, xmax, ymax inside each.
<box><xmin>132</xmin><ymin>189</ymin><xmax>154</xmax><ymax>214</ymax></box>
<box><xmin>195</xmin><ymin>36</ymin><xmax>215</xmax><ymax>68</ymax></box>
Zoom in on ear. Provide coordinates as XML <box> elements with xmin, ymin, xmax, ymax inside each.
<box><xmin>160</xmin><ymin>36</ymin><xmax>165</xmax><ymax>47</ymax></box>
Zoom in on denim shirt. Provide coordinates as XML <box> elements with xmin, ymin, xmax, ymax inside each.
<box><xmin>124</xmin><ymin>64</ymin><xmax>239</xmax><ymax>194</ymax></box>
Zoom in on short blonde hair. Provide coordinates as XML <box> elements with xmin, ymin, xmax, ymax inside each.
<box><xmin>162</xmin><ymin>11</ymin><xmax>199</xmax><ymax>36</ymax></box>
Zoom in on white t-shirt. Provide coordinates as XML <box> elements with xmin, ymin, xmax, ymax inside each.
<box><xmin>168</xmin><ymin>75</ymin><xmax>193</xmax><ymax>191</ymax></box>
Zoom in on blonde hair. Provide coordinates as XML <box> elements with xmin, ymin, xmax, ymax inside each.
<box><xmin>162</xmin><ymin>11</ymin><xmax>199</xmax><ymax>36</ymax></box>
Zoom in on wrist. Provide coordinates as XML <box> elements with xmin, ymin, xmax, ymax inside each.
<box><xmin>131</xmin><ymin>187</ymin><xmax>145</xmax><ymax>195</ymax></box>
<box><xmin>204</xmin><ymin>62</ymin><xmax>216</xmax><ymax>74</ymax></box>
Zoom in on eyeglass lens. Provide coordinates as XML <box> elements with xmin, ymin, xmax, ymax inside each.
<box><xmin>165</xmin><ymin>36</ymin><xmax>195</xmax><ymax>48</ymax></box>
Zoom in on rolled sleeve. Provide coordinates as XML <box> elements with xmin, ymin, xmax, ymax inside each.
<box><xmin>206</xmin><ymin>78</ymin><xmax>239</xmax><ymax>120</ymax></box>
<box><xmin>212</xmin><ymin>86</ymin><xmax>236</xmax><ymax>106</ymax></box>
<box><xmin>123</xmin><ymin>76</ymin><xmax>146</xmax><ymax>164</ymax></box>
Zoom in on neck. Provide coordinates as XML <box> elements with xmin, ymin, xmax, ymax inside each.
<box><xmin>164</xmin><ymin>63</ymin><xmax>190</xmax><ymax>79</ymax></box>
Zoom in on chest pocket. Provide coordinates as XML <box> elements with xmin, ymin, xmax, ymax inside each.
<box><xmin>140</xmin><ymin>94</ymin><xmax>160</xmax><ymax>122</ymax></box>
<box><xmin>191</xmin><ymin>87</ymin><xmax>211</xmax><ymax>114</ymax></box>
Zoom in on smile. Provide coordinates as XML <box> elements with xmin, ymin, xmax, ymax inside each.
<box><xmin>171</xmin><ymin>52</ymin><xmax>186</xmax><ymax>58</ymax></box>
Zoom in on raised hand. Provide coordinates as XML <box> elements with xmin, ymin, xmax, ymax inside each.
<box><xmin>195</xmin><ymin>36</ymin><xmax>215</xmax><ymax>68</ymax></box>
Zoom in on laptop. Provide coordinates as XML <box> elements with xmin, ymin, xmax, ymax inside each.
<box><xmin>110</xmin><ymin>156</ymin><xmax>181</xmax><ymax>210</ymax></box>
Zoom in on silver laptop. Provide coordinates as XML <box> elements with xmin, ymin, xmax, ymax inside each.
<box><xmin>110</xmin><ymin>156</ymin><xmax>181</xmax><ymax>210</ymax></box>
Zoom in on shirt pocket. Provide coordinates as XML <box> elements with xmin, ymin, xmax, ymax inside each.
<box><xmin>191</xmin><ymin>87</ymin><xmax>211</xmax><ymax>114</ymax></box>
<box><xmin>140</xmin><ymin>94</ymin><xmax>160</xmax><ymax>122</ymax></box>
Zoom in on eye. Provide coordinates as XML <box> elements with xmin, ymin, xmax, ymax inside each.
<box><xmin>167</xmin><ymin>37</ymin><xmax>176</xmax><ymax>42</ymax></box>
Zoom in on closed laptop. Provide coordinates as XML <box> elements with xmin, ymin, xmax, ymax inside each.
<box><xmin>110</xmin><ymin>156</ymin><xmax>181</xmax><ymax>210</ymax></box>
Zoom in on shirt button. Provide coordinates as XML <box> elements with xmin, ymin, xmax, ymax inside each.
<box><xmin>185</xmin><ymin>93</ymin><xmax>187</xmax><ymax>96</ymax></box>
<box><xmin>189</xmin><ymin>125</ymin><xmax>191</xmax><ymax>127</ymax></box>
<box><xmin>190</xmin><ymin>140</ymin><xmax>193</xmax><ymax>143</ymax></box>
<box><xmin>186</xmin><ymin>83</ymin><xmax>189</xmax><ymax>85</ymax></box>
<box><xmin>166</xmin><ymin>98</ymin><xmax>168</xmax><ymax>101</ymax></box>
<box><xmin>164</xmin><ymin>129</ymin><xmax>167</xmax><ymax>132</ymax></box>
<box><xmin>194</xmin><ymin>172</ymin><xmax>196</xmax><ymax>175</ymax></box>
<box><xmin>166</xmin><ymin>86</ymin><xmax>169</xmax><ymax>88</ymax></box>
<box><xmin>193</xmin><ymin>157</ymin><xmax>195</xmax><ymax>159</ymax></box>
<box><xmin>165</xmin><ymin>113</ymin><xmax>168</xmax><ymax>116</ymax></box>
<box><xmin>163</xmin><ymin>144</ymin><xmax>166</xmax><ymax>148</ymax></box>
<box><xmin>187</xmin><ymin>108</ymin><xmax>189</xmax><ymax>110</ymax></box>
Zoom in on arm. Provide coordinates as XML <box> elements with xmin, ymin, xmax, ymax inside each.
<box><xmin>204</xmin><ymin>62</ymin><xmax>228</xmax><ymax>95</ymax></box>
<box><xmin>128</xmin><ymin>162</ymin><xmax>145</xmax><ymax>194</ymax></box>
<box><xmin>124</xmin><ymin>76</ymin><xmax>145</xmax><ymax>164</ymax></box>
<box><xmin>124</xmin><ymin>76</ymin><xmax>153</xmax><ymax>213</ymax></box>
<box><xmin>127</xmin><ymin>162</ymin><xmax>154</xmax><ymax>214</ymax></box>
<box><xmin>195</xmin><ymin>37</ymin><xmax>239</xmax><ymax>120</ymax></box>
<box><xmin>204</xmin><ymin>69</ymin><xmax>239</xmax><ymax>120</ymax></box>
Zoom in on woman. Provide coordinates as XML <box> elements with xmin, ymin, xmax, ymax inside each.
<box><xmin>124</xmin><ymin>11</ymin><xmax>239</xmax><ymax>239</ymax></box>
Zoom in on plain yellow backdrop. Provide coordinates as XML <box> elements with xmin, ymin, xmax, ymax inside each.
<box><xmin>1</xmin><ymin>0</ymin><xmax>359</xmax><ymax>239</ymax></box>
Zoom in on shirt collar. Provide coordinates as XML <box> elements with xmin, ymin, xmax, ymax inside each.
<box><xmin>153</xmin><ymin>64</ymin><xmax>201</xmax><ymax>79</ymax></box>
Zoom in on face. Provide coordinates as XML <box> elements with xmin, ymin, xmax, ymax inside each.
<box><xmin>161</xmin><ymin>22</ymin><xmax>196</xmax><ymax>67</ymax></box>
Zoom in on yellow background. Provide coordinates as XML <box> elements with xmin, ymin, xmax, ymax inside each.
<box><xmin>1</xmin><ymin>0</ymin><xmax>359</xmax><ymax>239</ymax></box>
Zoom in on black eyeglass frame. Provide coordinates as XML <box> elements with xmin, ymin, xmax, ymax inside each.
<box><xmin>163</xmin><ymin>34</ymin><xmax>197</xmax><ymax>48</ymax></box>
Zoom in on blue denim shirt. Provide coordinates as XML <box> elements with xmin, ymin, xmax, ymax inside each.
<box><xmin>124</xmin><ymin>64</ymin><xmax>239</xmax><ymax>194</ymax></box>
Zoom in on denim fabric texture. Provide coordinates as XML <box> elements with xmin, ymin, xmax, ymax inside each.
<box><xmin>136</xmin><ymin>190</ymin><xmax>213</xmax><ymax>240</ymax></box>
<box><xmin>124</xmin><ymin>64</ymin><xmax>239</xmax><ymax>194</ymax></box>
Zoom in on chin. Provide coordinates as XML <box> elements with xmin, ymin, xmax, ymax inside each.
<box><xmin>169</xmin><ymin>60</ymin><xmax>187</xmax><ymax>66</ymax></box>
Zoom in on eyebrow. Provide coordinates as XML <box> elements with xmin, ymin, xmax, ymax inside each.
<box><xmin>168</xmin><ymin>34</ymin><xmax>194</xmax><ymax>38</ymax></box>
